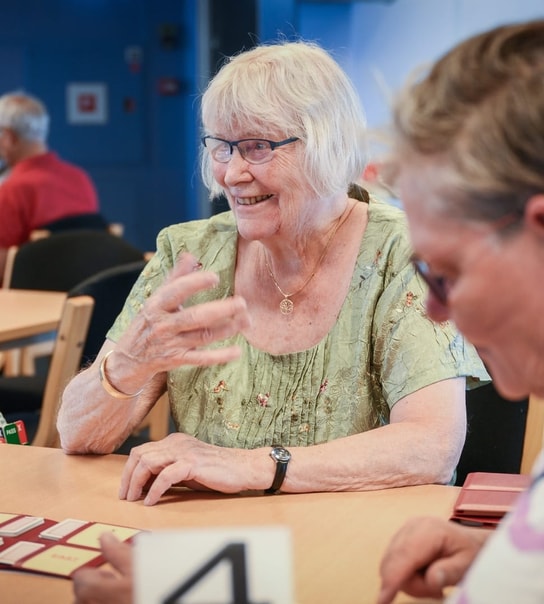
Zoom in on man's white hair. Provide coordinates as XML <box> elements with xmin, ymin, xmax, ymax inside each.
<box><xmin>0</xmin><ymin>91</ymin><xmax>49</xmax><ymax>143</ymax></box>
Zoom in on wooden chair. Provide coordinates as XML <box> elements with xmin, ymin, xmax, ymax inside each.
<box><xmin>521</xmin><ymin>395</ymin><xmax>544</xmax><ymax>474</ymax></box>
<box><xmin>0</xmin><ymin>295</ymin><xmax>94</xmax><ymax>447</ymax></box>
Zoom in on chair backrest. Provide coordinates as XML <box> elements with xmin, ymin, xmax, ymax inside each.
<box><xmin>5</xmin><ymin>230</ymin><xmax>145</xmax><ymax>292</ymax></box>
<box><xmin>68</xmin><ymin>260</ymin><xmax>148</xmax><ymax>365</ymax></box>
<box><xmin>30</xmin><ymin>212</ymin><xmax>124</xmax><ymax>241</ymax></box>
<box><xmin>38</xmin><ymin>212</ymin><xmax>110</xmax><ymax>232</ymax></box>
<box><xmin>455</xmin><ymin>382</ymin><xmax>529</xmax><ymax>485</ymax></box>
<box><xmin>31</xmin><ymin>295</ymin><xmax>94</xmax><ymax>447</ymax></box>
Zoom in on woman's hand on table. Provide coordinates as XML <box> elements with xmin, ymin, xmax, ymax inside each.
<box><xmin>72</xmin><ymin>533</ymin><xmax>132</xmax><ymax>604</ymax></box>
<box><xmin>377</xmin><ymin>516</ymin><xmax>489</xmax><ymax>604</ymax></box>
<box><xmin>119</xmin><ymin>433</ymin><xmax>268</xmax><ymax>505</ymax></box>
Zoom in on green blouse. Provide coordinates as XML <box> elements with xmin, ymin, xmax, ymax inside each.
<box><xmin>108</xmin><ymin>199</ymin><xmax>489</xmax><ymax>449</ymax></box>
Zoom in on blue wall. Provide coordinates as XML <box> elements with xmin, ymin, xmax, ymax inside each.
<box><xmin>1</xmin><ymin>0</ymin><xmax>542</xmax><ymax>250</ymax></box>
<box><xmin>295</xmin><ymin>0</ymin><xmax>544</xmax><ymax>132</ymax></box>
<box><xmin>0</xmin><ymin>0</ymin><xmax>200</xmax><ymax>252</ymax></box>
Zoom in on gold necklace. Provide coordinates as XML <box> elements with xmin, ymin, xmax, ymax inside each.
<box><xmin>264</xmin><ymin>203</ymin><xmax>355</xmax><ymax>314</ymax></box>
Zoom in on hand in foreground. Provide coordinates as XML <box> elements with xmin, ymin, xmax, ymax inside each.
<box><xmin>72</xmin><ymin>533</ymin><xmax>133</xmax><ymax>604</ymax></box>
<box><xmin>377</xmin><ymin>516</ymin><xmax>488</xmax><ymax>604</ymax></box>
<box><xmin>119</xmin><ymin>432</ymin><xmax>264</xmax><ymax>506</ymax></box>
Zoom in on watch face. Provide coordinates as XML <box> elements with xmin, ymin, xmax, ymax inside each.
<box><xmin>271</xmin><ymin>446</ymin><xmax>291</xmax><ymax>462</ymax></box>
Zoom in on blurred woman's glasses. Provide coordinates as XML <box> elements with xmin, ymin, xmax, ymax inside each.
<box><xmin>412</xmin><ymin>258</ymin><xmax>449</xmax><ymax>306</ymax></box>
<box><xmin>411</xmin><ymin>210</ymin><xmax>523</xmax><ymax>307</ymax></box>
<box><xmin>202</xmin><ymin>136</ymin><xmax>299</xmax><ymax>165</ymax></box>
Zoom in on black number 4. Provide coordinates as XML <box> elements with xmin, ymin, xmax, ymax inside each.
<box><xmin>162</xmin><ymin>542</ymin><xmax>270</xmax><ymax>604</ymax></box>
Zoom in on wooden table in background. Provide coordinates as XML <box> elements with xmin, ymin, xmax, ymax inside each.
<box><xmin>0</xmin><ymin>289</ymin><xmax>66</xmax><ymax>349</ymax></box>
<box><xmin>0</xmin><ymin>445</ymin><xmax>458</xmax><ymax>604</ymax></box>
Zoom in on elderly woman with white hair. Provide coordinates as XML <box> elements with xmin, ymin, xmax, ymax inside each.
<box><xmin>58</xmin><ymin>40</ymin><xmax>487</xmax><ymax>509</ymax></box>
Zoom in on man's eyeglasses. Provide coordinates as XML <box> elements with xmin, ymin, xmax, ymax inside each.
<box><xmin>202</xmin><ymin>136</ymin><xmax>299</xmax><ymax>165</ymax></box>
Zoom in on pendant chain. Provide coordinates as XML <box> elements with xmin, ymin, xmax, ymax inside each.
<box><xmin>264</xmin><ymin>203</ymin><xmax>355</xmax><ymax>314</ymax></box>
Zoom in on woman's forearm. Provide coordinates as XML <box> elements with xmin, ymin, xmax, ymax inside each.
<box><xmin>279</xmin><ymin>420</ymin><xmax>461</xmax><ymax>493</ymax></box>
<box><xmin>119</xmin><ymin>378</ymin><xmax>466</xmax><ymax>504</ymax></box>
<box><xmin>57</xmin><ymin>345</ymin><xmax>166</xmax><ymax>454</ymax></box>
<box><xmin>277</xmin><ymin>379</ymin><xmax>465</xmax><ymax>493</ymax></box>
<box><xmin>124</xmin><ymin>417</ymin><xmax>461</xmax><ymax>506</ymax></box>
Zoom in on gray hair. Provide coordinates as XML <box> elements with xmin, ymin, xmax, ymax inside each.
<box><xmin>0</xmin><ymin>92</ymin><xmax>50</xmax><ymax>143</ymax></box>
<box><xmin>200</xmin><ymin>40</ymin><xmax>367</xmax><ymax>200</ymax></box>
<box><xmin>390</xmin><ymin>19</ymin><xmax>544</xmax><ymax>223</ymax></box>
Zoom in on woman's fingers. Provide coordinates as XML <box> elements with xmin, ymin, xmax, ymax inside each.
<box><xmin>118</xmin><ymin>434</ymin><xmax>247</xmax><ymax>505</ymax></box>
<box><xmin>72</xmin><ymin>567</ymin><xmax>132</xmax><ymax>604</ymax></box>
<box><xmin>114</xmin><ymin>253</ymin><xmax>250</xmax><ymax>374</ymax></box>
<box><xmin>156</xmin><ymin>252</ymin><xmax>218</xmax><ymax>313</ymax></box>
<box><xmin>119</xmin><ymin>445</ymin><xmax>166</xmax><ymax>502</ymax></box>
<box><xmin>98</xmin><ymin>533</ymin><xmax>133</xmax><ymax>575</ymax></box>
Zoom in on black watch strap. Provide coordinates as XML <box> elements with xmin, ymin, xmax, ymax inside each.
<box><xmin>265</xmin><ymin>445</ymin><xmax>291</xmax><ymax>494</ymax></box>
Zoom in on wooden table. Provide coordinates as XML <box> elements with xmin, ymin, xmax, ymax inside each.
<box><xmin>0</xmin><ymin>289</ymin><xmax>66</xmax><ymax>349</ymax></box>
<box><xmin>0</xmin><ymin>445</ymin><xmax>459</xmax><ymax>604</ymax></box>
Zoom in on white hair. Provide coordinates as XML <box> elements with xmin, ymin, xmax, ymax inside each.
<box><xmin>200</xmin><ymin>40</ymin><xmax>367</xmax><ymax>200</ymax></box>
<box><xmin>0</xmin><ymin>91</ymin><xmax>49</xmax><ymax>143</ymax></box>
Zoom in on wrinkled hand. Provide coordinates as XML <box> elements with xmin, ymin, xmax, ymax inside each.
<box><xmin>377</xmin><ymin>516</ymin><xmax>488</xmax><ymax>604</ymax></box>
<box><xmin>120</xmin><ymin>433</ymin><xmax>262</xmax><ymax>505</ymax></box>
<box><xmin>114</xmin><ymin>252</ymin><xmax>251</xmax><ymax>381</ymax></box>
<box><xmin>72</xmin><ymin>533</ymin><xmax>133</xmax><ymax>604</ymax></box>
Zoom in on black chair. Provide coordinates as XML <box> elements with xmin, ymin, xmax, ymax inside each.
<box><xmin>5</xmin><ymin>230</ymin><xmax>145</xmax><ymax>292</ymax></box>
<box><xmin>455</xmin><ymin>382</ymin><xmax>529</xmax><ymax>485</ymax></box>
<box><xmin>37</xmin><ymin>212</ymin><xmax>110</xmax><ymax>233</ymax></box>
<box><xmin>30</xmin><ymin>212</ymin><xmax>125</xmax><ymax>240</ymax></box>
<box><xmin>68</xmin><ymin>260</ymin><xmax>148</xmax><ymax>365</ymax></box>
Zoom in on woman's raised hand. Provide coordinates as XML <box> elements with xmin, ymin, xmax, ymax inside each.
<box><xmin>111</xmin><ymin>252</ymin><xmax>251</xmax><ymax>382</ymax></box>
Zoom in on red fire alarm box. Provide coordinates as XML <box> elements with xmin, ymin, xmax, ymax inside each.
<box><xmin>158</xmin><ymin>77</ymin><xmax>181</xmax><ymax>96</ymax></box>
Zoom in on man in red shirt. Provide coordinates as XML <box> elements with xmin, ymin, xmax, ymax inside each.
<box><xmin>0</xmin><ymin>92</ymin><xmax>99</xmax><ymax>280</ymax></box>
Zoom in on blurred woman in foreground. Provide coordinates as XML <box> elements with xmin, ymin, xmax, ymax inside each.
<box><xmin>379</xmin><ymin>19</ymin><xmax>544</xmax><ymax>604</ymax></box>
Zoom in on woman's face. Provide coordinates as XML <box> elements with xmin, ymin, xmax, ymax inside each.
<box><xmin>207</xmin><ymin>129</ymin><xmax>313</xmax><ymax>242</ymax></box>
<box><xmin>397</xmin><ymin>160</ymin><xmax>543</xmax><ymax>400</ymax></box>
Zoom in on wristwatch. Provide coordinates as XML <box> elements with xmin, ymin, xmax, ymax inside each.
<box><xmin>265</xmin><ymin>445</ymin><xmax>291</xmax><ymax>494</ymax></box>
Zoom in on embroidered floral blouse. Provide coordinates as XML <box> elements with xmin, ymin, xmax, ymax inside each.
<box><xmin>107</xmin><ymin>198</ymin><xmax>489</xmax><ymax>449</ymax></box>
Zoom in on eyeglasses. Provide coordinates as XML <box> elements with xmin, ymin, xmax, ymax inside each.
<box><xmin>412</xmin><ymin>258</ymin><xmax>449</xmax><ymax>306</ymax></box>
<box><xmin>202</xmin><ymin>136</ymin><xmax>299</xmax><ymax>165</ymax></box>
<box><xmin>411</xmin><ymin>210</ymin><xmax>523</xmax><ymax>307</ymax></box>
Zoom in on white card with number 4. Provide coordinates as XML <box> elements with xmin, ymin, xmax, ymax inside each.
<box><xmin>134</xmin><ymin>525</ymin><xmax>293</xmax><ymax>604</ymax></box>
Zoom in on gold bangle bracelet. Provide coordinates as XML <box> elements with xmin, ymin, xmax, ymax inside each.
<box><xmin>98</xmin><ymin>350</ymin><xmax>144</xmax><ymax>400</ymax></box>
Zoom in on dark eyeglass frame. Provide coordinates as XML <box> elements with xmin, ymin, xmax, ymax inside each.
<box><xmin>411</xmin><ymin>210</ymin><xmax>524</xmax><ymax>307</ymax></box>
<box><xmin>201</xmin><ymin>136</ymin><xmax>299</xmax><ymax>165</ymax></box>
<box><xmin>411</xmin><ymin>258</ymin><xmax>449</xmax><ymax>306</ymax></box>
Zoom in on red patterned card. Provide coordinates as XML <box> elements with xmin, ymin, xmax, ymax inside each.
<box><xmin>0</xmin><ymin>512</ymin><xmax>141</xmax><ymax>578</ymax></box>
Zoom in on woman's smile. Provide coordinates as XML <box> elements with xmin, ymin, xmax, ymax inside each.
<box><xmin>236</xmin><ymin>194</ymin><xmax>274</xmax><ymax>206</ymax></box>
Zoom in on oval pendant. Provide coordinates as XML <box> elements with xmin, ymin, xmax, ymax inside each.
<box><xmin>279</xmin><ymin>298</ymin><xmax>294</xmax><ymax>314</ymax></box>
